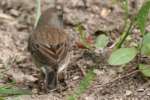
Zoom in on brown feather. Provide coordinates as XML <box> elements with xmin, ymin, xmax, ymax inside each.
<box><xmin>28</xmin><ymin>7</ymin><xmax>71</xmax><ymax>90</ymax></box>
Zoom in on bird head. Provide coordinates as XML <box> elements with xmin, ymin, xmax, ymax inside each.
<box><xmin>37</xmin><ymin>8</ymin><xmax>64</xmax><ymax>28</ymax></box>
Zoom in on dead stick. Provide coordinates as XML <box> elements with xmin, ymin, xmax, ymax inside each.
<box><xmin>94</xmin><ymin>69</ymin><xmax>139</xmax><ymax>89</ymax></box>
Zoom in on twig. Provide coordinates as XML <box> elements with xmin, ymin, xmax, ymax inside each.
<box><xmin>0</xmin><ymin>13</ymin><xmax>15</xmax><ymax>20</ymax></box>
<box><xmin>93</xmin><ymin>69</ymin><xmax>139</xmax><ymax>89</ymax></box>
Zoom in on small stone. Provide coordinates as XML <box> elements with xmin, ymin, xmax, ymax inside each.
<box><xmin>147</xmin><ymin>92</ymin><xmax>150</xmax><ymax>96</ymax></box>
<box><xmin>9</xmin><ymin>9</ymin><xmax>20</xmax><ymax>17</ymax></box>
<box><xmin>125</xmin><ymin>90</ymin><xmax>132</xmax><ymax>96</ymax></box>
<box><xmin>0</xmin><ymin>64</ymin><xmax>4</xmax><ymax>68</ymax></box>
<box><xmin>137</xmin><ymin>88</ymin><xmax>144</xmax><ymax>92</ymax></box>
<box><xmin>93</xmin><ymin>69</ymin><xmax>104</xmax><ymax>76</ymax></box>
<box><xmin>32</xmin><ymin>88</ymin><xmax>38</xmax><ymax>94</ymax></box>
<box><xmin>15</xmin><ymin>24</ymin><xmax>28</xmax><ymax>31</ymax></box>
<box><xmin>100</xmin><ymin>8</ymin><xmax>111</xmax><ymax>18</ymax></box>
<box><xmin>73</xmin><ymin>76</ymin><xmax>80</xmax><ymax>80</ymax></box>
<box><xmin>85</xmin><ymin>96</ymin><xmax>95</xmax><ymax>100</ymax></box>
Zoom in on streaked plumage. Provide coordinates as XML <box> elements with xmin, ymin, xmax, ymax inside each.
<box><xmin>28</xmin><ymin>7</ymin><xmax>71</xmax><ymax>90</ymax></box>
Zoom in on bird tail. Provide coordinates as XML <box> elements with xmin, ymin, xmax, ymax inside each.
<box><xmin>42</xmin><ymin>66</ymin><xmax>57</xmax><ymax>90</ymax></box>
<box><xmin>46</xmin><ymin>70</ymin><xmax>57</xmax><ymax>90</ymax></box>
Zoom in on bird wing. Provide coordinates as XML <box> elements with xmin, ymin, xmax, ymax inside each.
<box><xmin>28</xmin><ymin>27</ymin><xmax>70</xmax><ymax>70</ymax></box>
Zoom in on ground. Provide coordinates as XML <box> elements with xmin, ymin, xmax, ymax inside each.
<box><xmin>0</xmin><ymin>0</ymin><xmax>150</xmax><ymax>100</ymax></box>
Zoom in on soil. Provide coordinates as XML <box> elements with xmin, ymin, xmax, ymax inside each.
<box><xmin>0</xmin><ymin>0</ymin><xmax>150</xmax><ymax>100</ymax></box>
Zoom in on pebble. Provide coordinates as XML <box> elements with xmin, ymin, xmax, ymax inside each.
<box><xmin>125</xmin><ymin>90</ymin><xmax>132</xmax><ymax>96</ymax></box>
<box><xmin>137</xmin><ymin>88</ymin><xmax>145</xmax><ymax>92</ymax></box>
<box><xmin>9</xmin><ymin>9</ymin><xmax>20</xmax><ymax>17</ymax></box>
<box><xmin>73</xmin><ymin>76</ymin><xmax>80</xmax><ymax>80</ymax></box>
<box><xmin>147</xmin><ymin>92</ymin><xmax>150</xmax><ymax>96</ymax></box>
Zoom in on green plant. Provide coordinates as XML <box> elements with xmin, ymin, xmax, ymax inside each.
<box><xmin>75</xmin><ymin>23</ymin><xmax>109</xmax><ymax>49</ymax></box>
<box><xmin>108</xmin><ymin>0</ymin><xmax>150</xmax><ymax>77</ymax></box>
<box><xmin>67</xmin><ymin>70</ymin><xmax>95</xmax><ymax>100</ymax></box>
<box><xmin>0</xmin><ymin>97</ymin><xmax>5</xmax><ymax>100</ymax></box>
<box><xmin>34</xmin><ymin>0</ymin><xmax>41</xmax><ymax>28</ymax></box>
<box><xmin>0</xmin><ymin>86</ymin><xmax>31</xmax><ymax>96</ymax></box>
<box><xmin>108</xmin><ymin>47</ymin><xmax>137</xmax><ymax>65</ymax></box>
<box><xmin>75</xmin><ymin>23</ymin><xmax>93</xmax><ymax>49</ymax></box>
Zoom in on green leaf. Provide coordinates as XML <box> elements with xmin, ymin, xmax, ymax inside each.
<box><xmin>0</xmin><ymin>97</ymin><xmax>5</xmax><ymax>100</ymax></box>
<box><xmin>136</xmin><ymin>0</ymin><xmax>150</xmax><ymax>34</ymax></box>
<box><xmin>75</xmin><ymin>23</ymin><xmax>86</xmax><ymax>40</ymax></box>
<box><xmin>141</xmin><ymin>33</ymin><xmax>150</xmax><ymax>56</ymax></box>
<box><xmin>67</xmin><ymin>70</ymin><xmax>95</xmax><ymax>100</ymax></box>
<box><xmin>76</xmin><ymin>70</ymin><xmax>95</xmax><ymax>95</ymax></box>
<box><xmin>95</xmin><ymin>34</ymin><xmax>109</xmax><ymax>49</ymax></box>
<box><xmin>75</xmin><ymin>24</ymin><xmax>91</xmax><ymax>49</ymax></box>
<box><xmin>0</xmin><ymin>86</ymin><xmax>31</xmax><ymax>96</ymax></box>
<box><xmin>68</xmin><ymin>96</ymin><xmax>76</xmax><ymax>100</ymax></box>
<box><xmin>139</xmin><ymin>64</ymin><xmax>150</xmax><ymax>77</ymax></box>
<box><xmin>108</xmin><ymin>48</ymin><xmax>137</xmax><ymax>65</ymax></box>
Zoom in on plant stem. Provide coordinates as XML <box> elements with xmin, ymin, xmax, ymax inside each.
<box><xmin>115</xmin><ymin>0</ymin><xmax>131</xmax><ymax>49</ymax></box>
<box><xmin>34</xmin><ymin>0</ymin><xmax>41</xmax><ymax>28</ymax></box>
<box><xmin>116</xmin><ymin>21</ymin><xmax>133</xmax><ymax>48</ymax></box>
<box><xmin>122</xmin><ymin>0</ymin><xmax>129</xmax><ymax>33</ymax></box>
<box><xmin>137</xmin><ymin>32</ymin><xmax>145</xmax><ymax>65</ymax></box>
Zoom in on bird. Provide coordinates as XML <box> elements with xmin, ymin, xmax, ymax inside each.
<box><xmin>28</xmin><ymin>7</ymin><xmax>71</xmax><ymax>90</ymax></box>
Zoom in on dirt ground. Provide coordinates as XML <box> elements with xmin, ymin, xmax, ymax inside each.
<box><xmin>0</xmin><ymin>0</ymin><xmax>150</xmax><ymax>100</ymax></box>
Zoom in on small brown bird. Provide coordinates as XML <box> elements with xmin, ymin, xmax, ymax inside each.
<box><xmin>28</xmin><ymin>7</ymin><xmax>71</xmax><ymax>90</ymax></box>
